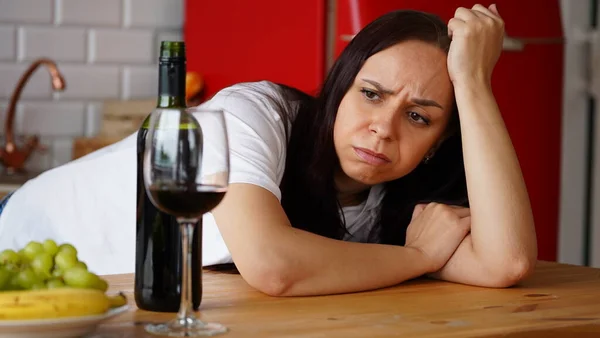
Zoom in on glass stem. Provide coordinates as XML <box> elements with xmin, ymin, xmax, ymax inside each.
<box><xmin>177</xmin><ymin>218</ymin><xmax>196</xmax><ymax>323</ymax></box>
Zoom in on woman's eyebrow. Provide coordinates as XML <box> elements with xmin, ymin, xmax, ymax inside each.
<box><xmin>361</xmin><ymin>78</ymin><xmax>395</xmax><ymax>95</ymax></box>
<box><xmin>412</xmin><ymin>98</ymin><xmax>443</xmax><ymax>110</ymax></box>
<box><xmin>361</xmin><ymin>78</ymin><xmax>444</xmax><ymax>110</ymax></box>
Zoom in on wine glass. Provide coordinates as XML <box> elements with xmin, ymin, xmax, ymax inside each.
<box><xmin>142</xmin><ymin>106</ymin><xmax>230</xmax><ymax>336</ymax></box>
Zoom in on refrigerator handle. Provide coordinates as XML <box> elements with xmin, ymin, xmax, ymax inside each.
<box><xmin>339</xmin><ymin>34</ymin><xmax>564</xmax><ymax>52</ymax></box>
<box><xmin>502</xmin><ymin>36</ymin><xmax>565</xmax><ymax>51</ymax></box>
<box><xmin>503</xmin><ymin>36</ymin><xmax>525</xmax><ymax>51</ymax></box>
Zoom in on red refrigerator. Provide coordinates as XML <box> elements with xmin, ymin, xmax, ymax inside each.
<box><xmin>184</xmin><ymin>0</ymin><xmax>564</xmax><ymax>261</ymax></box>
<box><xmin>184</xmin><ymin>0</ymin><xmax>326</xmax><ymax>99</ymax></box>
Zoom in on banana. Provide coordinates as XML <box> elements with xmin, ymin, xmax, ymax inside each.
<box><xmin>0</xmin><ymin>287</ymin><xmax>126</xmax><ymax>320</ymax></box>
<box><xmin>108</xmin><ymin>291</ymin><xmax>128</xmax><ymax>308</ymax></box>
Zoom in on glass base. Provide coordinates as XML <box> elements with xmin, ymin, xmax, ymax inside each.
<box><xmin>145</xmin><ymin>316</ymin><xmax>228</xmax><ymax>337</ymax></box>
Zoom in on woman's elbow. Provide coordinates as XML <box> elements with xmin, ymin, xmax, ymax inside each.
<box><xmin>249</xmin><ymin>269</ymin><xmax>293</xmax><ymax>297</ymax></box>
<box><xmin>237</xmin><ymin>259</ymin><xmax>296</xmax><ymax>297</ymax></box>
<box><xmin>487</xmin><ymin>256</ymin><xmax>537</xmax><ymax>288</ymax></box>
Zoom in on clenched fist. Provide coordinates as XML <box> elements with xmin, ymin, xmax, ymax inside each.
<box><xmin>405</xmin><ymin>203</ymin><xmax>471</xmax><ymax>273</ymax></box>
<box><xmin>447</xmin><ymin>4</ymin><xmax>504</xmax><ymax>86</ymax></box>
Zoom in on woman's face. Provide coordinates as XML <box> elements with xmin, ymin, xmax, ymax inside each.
<box><xmin>333</xmin><ymin>40</ymin><xmax>454</xmax><ymax>188</ymax></box>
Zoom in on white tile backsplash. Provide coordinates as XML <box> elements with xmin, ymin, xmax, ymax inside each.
<box><xmin>18</xmin><ymin>26</ymin><xmax>86</xmax><ymax>62</ymax></box>
<box><xmin>0</xmin><ymin>26</ymin><xmax>15</xmax><ymax>61</ymax></box>
<box><xmin>56</xmin><ymin>65</ymin><xmax>120</xmax><ymax>100</ymax></box>
<box><xmin>50</xmin><ymin>138</ymin><xmax>74</xmax><ymax>167</ymax></box>
<box><xmin>156</xmin><ymin>30</ymin><xmax>183</xmax><ymax>44</ymax></box>
<box><xmin>57</xmin><ymin>0</ymin><xmax>121</xmax><ymax>27</ymax></box>
<box><xmin>89</xmin><ymin>29</ymin><xmax>153</xmax><ymax>64</ymax></box>
<box><xmin>84</xmin><ymin>102</ymin><xmax>103</xmax><ymax>137</ymax></box>
<box><xmin>0</xmin><ymin>101</ymin><xmax>23</xmax><ymax>136</ymax></box>
<box><xmin>0</xmin><ymin>0</ymin><xmax>184</xmax><ymax>172</ymax></box>
<box><xmin>0</xmin><ymin>102</ymin><xmax>6</xmax><ymax>134</ymax></box>
<box><xmin>0</xmin><ymin>0</ymin><xmax>53</xmax><ymax>24</ymax></box>
<box><xmin>21</xmin><ymin>101</ymin><xmax>86</xmax><ymax>137</ymax></box>
<box><xmin>24</xmin><ymin>136</ymin><xmax>52</xmax><ymax>172</ymax></box>
<box><xmin>126</xmin><ymin>0</ymin><xmax>183</xmax><ymax>29</ymax></box>
<box><xmin>0</xmin><ymin>63</ymin><xmax>53</xmax><ymax>99</ymax></box>
<box><xmin>122</xmin><ymin>66</ymin><xmax>156</xmax><ymax>99</ymax></box>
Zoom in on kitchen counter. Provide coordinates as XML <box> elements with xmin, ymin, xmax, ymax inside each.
<box><xmin>95</xmin><ymin>261</ymin><xmax>600</xmax><ymax>337</ymax></box>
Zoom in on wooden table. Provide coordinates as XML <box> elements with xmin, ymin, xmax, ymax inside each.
<box><xmin>96</xmin><ymin>261</ymin><xmax>600</xmax><ymax>337</ymax></box>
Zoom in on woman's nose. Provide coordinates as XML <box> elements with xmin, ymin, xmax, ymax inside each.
<box><xmin>368</xmin><ymin>111</ymin><xmax>396</xmax><ymax>140</ymax></box>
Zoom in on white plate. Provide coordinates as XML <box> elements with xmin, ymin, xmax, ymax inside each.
<box><xmin>0</xmin><ymin>305</ymin><xmax>130</xmax><ymax>338</ymax></box>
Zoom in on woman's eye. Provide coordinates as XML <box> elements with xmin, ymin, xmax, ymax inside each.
<box><xmin>360</xmin><ymin>88</ymin><xmax>380</xmax><ymax>101</ymax></box>
<box><xmin>409</xmin><ymin>111</ymin><xmax>430</xmax><ymax>125</ymax></box>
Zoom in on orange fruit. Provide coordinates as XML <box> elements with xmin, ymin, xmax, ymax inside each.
<box><xmin>186</xmin><ymin>72</ymin><xmax>204</xmax><ymax>100</ymax></box>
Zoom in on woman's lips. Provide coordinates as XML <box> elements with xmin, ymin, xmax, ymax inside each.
<box><xmin>353</xmin><ymin>147</ymin><xmax>391</xmax><ymax>165</ymax></box>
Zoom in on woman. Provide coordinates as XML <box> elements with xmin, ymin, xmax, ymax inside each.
<box><xmin>0</xmin><ymin>4</ymin><xmax>537</xmax><ymax>295</ymax></box>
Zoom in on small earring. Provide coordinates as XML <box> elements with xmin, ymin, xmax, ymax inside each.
<box><xmin>423</xmin><ymin>154</ymin><xmax>433</xmax><ymax>164</ymax></box>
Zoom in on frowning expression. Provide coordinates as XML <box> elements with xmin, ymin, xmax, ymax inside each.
<box><xmin>333</xmin><ymin>40</ymin><xmax>454</xmax><ymax>187</ymax></box>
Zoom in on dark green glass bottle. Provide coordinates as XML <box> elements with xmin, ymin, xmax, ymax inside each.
<box><xmin>134</xmin><ymin>41</ymin><xmax>202</xmax><ymax>312</ymax></box>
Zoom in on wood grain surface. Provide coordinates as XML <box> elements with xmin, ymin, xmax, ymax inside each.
<box><xmin>96</xmin><ymin>261</ymin><xmax>600</xmax><ymax>337</ymax></box>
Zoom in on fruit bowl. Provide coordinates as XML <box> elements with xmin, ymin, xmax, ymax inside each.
<box><xmin>0</xmin><ymin>304</ymin><xmax>129</xmax><ymax>338</ymax></box>
<box><xmin>0</xmin><ymin>239</ymin><xmax>131</xmax><ymax>337</ymax></box>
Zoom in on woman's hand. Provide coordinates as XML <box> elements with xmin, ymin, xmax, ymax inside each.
<box><xmin>405</xmin><ymin>203</ymin><xmax>471</xmax><ymax>274</ymax></box>
<box><xmin>447</xmin><ymin>4</ymin><xmax>504</xmax><ymax>86</ymax></box>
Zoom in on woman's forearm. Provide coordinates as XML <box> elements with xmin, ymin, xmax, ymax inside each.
<box><xmin>213</xmin><ymin>184</ymin><xmax>431</xmax><ymax>297</ymax></box>
<box><xmin>256</xmin><ymin>226</ymin><xmax>430</xmax><ymax>296</ymax></box>
<box><xmin>453</xmin><ymin>80</ymin><xmax>537</xmax><ymax>279</ymax></box>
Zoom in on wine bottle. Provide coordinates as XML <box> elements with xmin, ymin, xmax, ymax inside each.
<box><xmin>134</xmin><ymin>41</ymin><xmax>202</xmax><ymax>312</ymax></box>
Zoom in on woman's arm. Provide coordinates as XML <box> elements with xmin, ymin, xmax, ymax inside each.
<box><xmin>433</xmin><ymin>4</ymin><xmax>537</xmax><ymax>287</ymax></box>
<box><xmin>436</xmin><ymin>83</ymin><xmax>537</xmax><ymax>286</ymax></box>
<box><xmin>211</xmin><ymin>183</ymin><xmax>430</xmax><ymax>296</ymax></box>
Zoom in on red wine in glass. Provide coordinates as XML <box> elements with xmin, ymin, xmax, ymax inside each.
<box><xmin>148</xmin><ymin>184</ymin><xmax>227</xmax><ymax>218</ymax></box>
<box><xmin>143</xmin><ymin>106</ymin><xmax>229</xmax><ymax>336</ymax></box>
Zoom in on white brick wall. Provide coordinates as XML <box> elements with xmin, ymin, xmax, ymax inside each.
<box><xmin>21</xmin><ymin>102</ymin><xmax>86</xmax><ymax>137</ymax></box>
<box><xmin>0</xmin><ymin>0</ymin><xmax>184</xmax><ymax>173</ymax></box>
<box><xmin>0</xmin><ymin>26</ymin><xmax>15</xmax><ymax>60</ymax></box>
<box><xmin>0</xmin><ymin>0</ymin><xmax>53</xmax><ymax>24</ymax></box>
<box><xmin>122</xmin><ymin>66</ymin><xmax>156</xmax><ymax>99</ymax></box>
<box><xmin>89</xmin><ymin>29</ymin><xmax>153</xmax><ymax>64</ymax></box>
<box><xmin>57</xmin><ymin>0</ymin><xmax>121</xmax><ymax>26</ymax></box>
<box><xmin>125</xmin><ymin>0</ymin><xmax>183</xmax><ymax>29</ymax></box>
<box><xmin>56</xmin><ymin>65</ymin><xmax>120</xmax><ymax>99</ymax></box>
<box><xmin>0</xmin><ymin>64</ymin><xmax>52</xmax><ymax>99</ymax></box>
<box><xmin>18</xmin><ymin>27</ymin><xmax>87</xmax><ymax>62</ymax></box>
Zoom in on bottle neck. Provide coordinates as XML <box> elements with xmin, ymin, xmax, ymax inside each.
<box><xmin>157</xmin><ymin>58</ymin><xmax>186</xmax><ymax>108</ymax></box>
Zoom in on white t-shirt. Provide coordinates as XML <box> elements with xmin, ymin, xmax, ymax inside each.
<box><xmin>0</xmin><ymin>81</ymin><xmax>385</xmax><ymax>275</ymax></box>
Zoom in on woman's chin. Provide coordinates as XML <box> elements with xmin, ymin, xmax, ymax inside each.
<box><xmin>338</xmin><ymin>158</ymin><xmax>410</xmax><ymax>187</ymax></box>
<box><xmin>345</xmin><ymin>170</ymin><xmax>387</xmax><ymax>186</ymax></box>
<box><xmin>343</xmin><ymin>164</ymin><xmax>412</xmax><ymax>186</ymax></box>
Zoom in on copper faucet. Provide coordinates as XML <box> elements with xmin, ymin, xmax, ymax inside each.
<box><xmin>1</xmin><ymin>58</ymin><xmax>66</xmax><ymax>174</ymax></box>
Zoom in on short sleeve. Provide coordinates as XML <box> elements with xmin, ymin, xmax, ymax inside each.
<box><xmin>198</xmin><ymin>82</ymin><xmax>288</xmax><ymax>200</ymax></box>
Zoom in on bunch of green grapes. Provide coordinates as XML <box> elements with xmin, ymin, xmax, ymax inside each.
<box><xmin>0</xmin><ymin>239</ymin><xmax>108</xmax><ymax>292</ymax></box>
